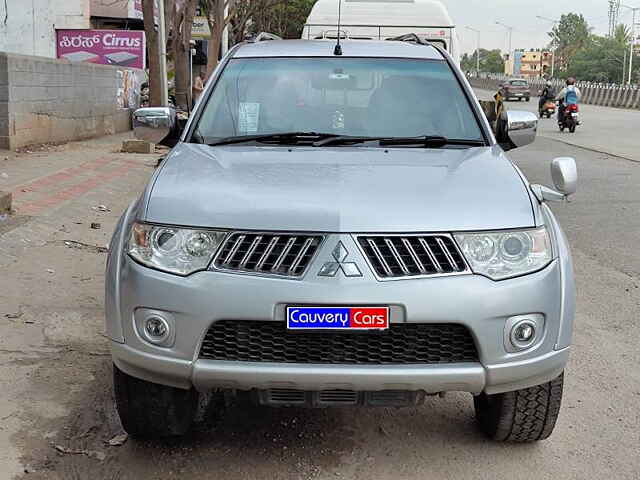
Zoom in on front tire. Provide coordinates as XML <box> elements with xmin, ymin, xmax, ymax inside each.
<box><xmin>474</xmin><ymin>373</ymin><xmax>564</xmax><ymax>442</ymax></box>
<box><xmin>113</xmin><ymin>364</ymin><xmax>198</xmax><ymax>438</ymax></box>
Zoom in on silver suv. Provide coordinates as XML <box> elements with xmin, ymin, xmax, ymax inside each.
<box><xmin>107</xmin><ymin>39</ymin><xmax>578</xmax><ymax>442</ymax></box>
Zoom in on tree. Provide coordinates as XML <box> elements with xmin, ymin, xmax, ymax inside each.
<box><xmin>461</xmin><ymin>49</ymin><xmax>504</xmax><ymax>74</ymax></box>
<box><xmin>202</xmin><ymin>0</ymin><xmax>234</xmax><ymax>77</ymax></box>
<box><xmin>142</xmin><ymin>0</ymin><xmax>162</xmax><ymax>106</ymax></box>
<box><xmin>168</xmin><ymin>0</ymin><xmax>199</xmax><ymax>111</ymax></box>
<box><xmin>563</xmin><ymin>33</ymin><xmax>639</xmax><ymax>84</ymax></box>
<box><xmin>141</xmin><ymin>0</ymin><xmax>199</xmax><ymax>109</ymax></box>
<box><xmin>548</xmin><ymin>13</ymin><xmax>592</xmax><ymax>71</ymax></box>
<box><xmin>613</xmin><ymin>24</ymin><xmax>631</xmax><ymax>45</ymax></box>
<box><xmin>201</xmin><ymin>0</ymin><xmax>315</xmax><ymax>75</ymax></box>
<box><xmin>247</xmin><ymin>0</ymin><xmax>316</xmax><ymax>39</ymax></box>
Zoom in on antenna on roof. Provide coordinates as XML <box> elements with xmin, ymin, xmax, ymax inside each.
<box><xmin>334</xmin><ymin>0</ymin><xmax>343</xmax><ymax>55</ymax></box>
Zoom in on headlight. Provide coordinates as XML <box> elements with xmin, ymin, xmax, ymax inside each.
<box><xmin>128</xmin><ymin>223</ymin><xmax>227</xmax><ymax>275</ymax></box>
<box><xmin>455</xmin><ymin>227</ymin><xmax>552</xmax><ymax>280</ymax></box>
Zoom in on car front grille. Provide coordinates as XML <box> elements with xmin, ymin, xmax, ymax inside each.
<box><xmin>199</xmin><ymin>321</ymin><xmax>478</xmax><ymax>364</ymax></box>
<box><xmin>213</xmin><ymin>233</ymin><xmax>324</xmax><ymax>278</ymax></box>
<box><xmin>256</xmin><ymin>389</ymin><xmax>425</xmax><ymax>407</ymax></box>
<box><xmin>357</xmin><ymin>235</ymin><xmax>468</xmax><ymax>279</ymax></box>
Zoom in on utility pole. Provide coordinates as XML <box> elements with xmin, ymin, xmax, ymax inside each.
<box><xmin>610</xmin><ymin>0</ymin><xmax>622</xmax><ymax>37</ymax></box>
<box><xmin>621</xmin><ymin>4</ymin><xmax>639</xmax><ymax>85</ymax></box>
<box><xmin>157</xmin><ymin>0</ymin><xmax>169</xmax><ymax>105</ymax></box>
<box><xmin>466</xmin><ymin>27</ymin><xmax>481</xmax><ymax>76</ymax></box>
<box><xmin>536</xmin><ymin>16</ymin><xmax>559</xmax><ymax>79</ymax></box>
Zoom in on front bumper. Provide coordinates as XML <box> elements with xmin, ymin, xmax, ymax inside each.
<box><xmin>113</xmin><ymin>340</ymin><xmax>569</xmax><ymax>395</ymax></box>
<box><xmin>107</xmin><ymin>227</ymin><xmax>574</xmax><ymax>396</ymax></box>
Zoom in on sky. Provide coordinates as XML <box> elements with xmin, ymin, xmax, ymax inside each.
<box><xmin>443</xmin><ymin>0</ymin><xmax>629</xmax><ymax>55</ymax></box>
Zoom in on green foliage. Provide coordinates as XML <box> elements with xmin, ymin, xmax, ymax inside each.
<box><xmin>548</xmin><ymin>13</ymin><xmax>591</xmax><ymax>69</ymax></box>
<box><xmin>461</xmin><ymin>49</ymin><xmax>505</xmax><ymax>74</ymax></box>
<box><xmin>548</xmin><ymin>17</ymin><xmax>639</xmax><ymax>84</ymax></box>
<box><xmin>247</xmin><ymin>0</ymin><xmax>316</xmax><ymax>39</ymax></box>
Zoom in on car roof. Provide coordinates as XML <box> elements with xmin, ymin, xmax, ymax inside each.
<box><xmin>232</xmin><ymin>39</ymin><xmax>445</xmax><ymax>60</ymax></box>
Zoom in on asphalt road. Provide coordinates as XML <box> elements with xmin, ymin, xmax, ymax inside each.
<box><xmin>1</xmin><ymin>119</ymin><xmax>639</xmax><ymax>479</ymax></box>
<box><xmin>475</xmin><ymin>88</ymin><xmax>640</xmax><ymax>162</ymax></box>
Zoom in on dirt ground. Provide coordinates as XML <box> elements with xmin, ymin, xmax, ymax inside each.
<box><xmin>0</xmin><ymin>134</ymin><xmax>638</xmax><ymax>480</ymax></box>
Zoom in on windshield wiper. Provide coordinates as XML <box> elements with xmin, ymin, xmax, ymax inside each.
<box><xmin>313</xmin><ymin>135</ymin><xmax>388</xmax><ymax>147</ymax></box>
<box><xmin>378</xmin><ymin>136</ymin><xmax>486</xmax><ymax>147</ymax></box>
<box><xmin>207</xmin><ymin>132</ymin><xmax>341</xmax><ymax>147</ymax></box>
<box><xmin>314</xmin><ymin>135</ymin><xmax>486</xmax><ymax>148</ymax></box>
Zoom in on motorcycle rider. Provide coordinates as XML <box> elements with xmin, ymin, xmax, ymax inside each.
<box><xmin>538</xmin><ymin>80</ymin><xmax>556</xmax><ymax>116</ymax></box>
<box><xmin>556</xmin><ymin>77</ymin><xmax>581</xmax><ymax>125</ymax></box>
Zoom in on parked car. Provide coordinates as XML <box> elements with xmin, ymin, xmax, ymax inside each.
<box><xmin>108</xmin><ymin>38</ymin><xmax>577</xmax><ymax>443</ymax></box>
<box><xmin>499</xmin><ymin>78</ymin><xmax>531</xmax><ymax>102</ymax></box>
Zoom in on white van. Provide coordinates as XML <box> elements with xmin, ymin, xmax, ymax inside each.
<box><xmin>302</xmin><ymin>0</ymin><xmax>460</xmax><ymax>64</ymax></box>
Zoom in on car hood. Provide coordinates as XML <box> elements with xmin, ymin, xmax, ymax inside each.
<box><xmin>144</xmin><ymin>143</ymin><xmax>535</xmax><ymax>232</ymax></box>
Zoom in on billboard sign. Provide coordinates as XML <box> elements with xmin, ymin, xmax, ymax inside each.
<box><xmin>192</xmin><ymin>16</ymin><xmax>211</xmax><ymax>38</ymax></box>
<box><xmin>56</xmin><ymin>30</ymin><xmax>146</xmax><ymax>69</ymax></box>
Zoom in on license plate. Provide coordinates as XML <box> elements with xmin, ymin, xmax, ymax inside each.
<box><xmin>571</xmin><ymin>113</ymin><xmax>579</xmax><ymax>117</ymax></box>
<box><xmin>286</xmin><ymin>306</ymin><xmax>389</xmax><ymax>330</ymax></box>
<box><xmin>516</xmin><ymin>93</ymin><xmax>523</xmax><ymax>96</ymax></box>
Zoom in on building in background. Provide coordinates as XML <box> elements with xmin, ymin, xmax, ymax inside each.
<box><xmin>0</xmin><ymin>0</ymin><xmax>144</xmax><ymax>59</ymax></box>
<box><xmin>504</xmin><ymin>49</ymin><xmax>552</xmax><ymax>78</ymax></box>
<box><xmin>0</xmin><ymin>0</ymin><xmax>91</xmax><ymax>58</ymax></box>
<box><xmin>90</xmin><ymin>0</ymin><xmax>143</xmax><ymax>30</ymax></box>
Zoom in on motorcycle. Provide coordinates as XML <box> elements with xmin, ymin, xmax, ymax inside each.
<box><xmin>559</xmin><ymin>103</ymin><xmax>579</xmax><ymax>133</ymax></box>
<box><xmin>539</xmin><ymin>100</ymin><xmax>556</xmax><ymax>119</ymax></box>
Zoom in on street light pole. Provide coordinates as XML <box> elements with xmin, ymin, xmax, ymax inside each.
<box><xmin>495</xmin><ymin>21</ymin><xmax>514</xmax><ymax>55</ymax></box>
<box><xmin>466</xmin><ymin>27</ymin><xmax>481</xmax><ymax>76</ymax></box>
<box><xmin>157</xmin><ymin>0</ymin><xmax>169</xmax><ymax>106</ymax></box>
<box><xmin>621</xmin><ymin>4</ymin><xmax>639</xmax><ymax>85</ymax></box>
<box><xmin>629</xmin><ymin>8</ymin><xmax>637</xmax><ymax>84</ymax></box>
<box><xmin>536</xmin><ymin>15</ymin><xmax>560</xmax><ymax>79</ymax></box>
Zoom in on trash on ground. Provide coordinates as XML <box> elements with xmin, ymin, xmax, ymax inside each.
<box><xmin>92</xmin><ymin>205</ymin><xmax>111</xmax><ymax>212</ymax></box>
<box><xmin>64</xmin><ymin>240</ymin><xmax>108</xmax><ymax>254</ymax></box>
<box><xmin>5</xmin><ymin>310</ymin><xmax>23</xmax><ymax>319</ymax></box>
<box><xmin>53</xmin><ymin>445</ymin><xmax>106</xmax><ymax>462</ymax></box>
<box><xmin>46</xmin><ymin>269</ymin><xmax>55</xmax><ymax>274</ymax></box>
<box><xmin>106</xmin><ymin>433</ymin><xmax>128</xmax><ymax>447</ymax></box>
<box><xmin>90</xmin><ymin>223</ymin><xmax>101</xmax><ymax>230</ymax></box>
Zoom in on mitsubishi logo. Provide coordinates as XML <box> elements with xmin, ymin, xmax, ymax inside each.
<box><xmin>318</xmin><ymin>241</ymin><xmax>363</xmax><ymax>277</ymax></box>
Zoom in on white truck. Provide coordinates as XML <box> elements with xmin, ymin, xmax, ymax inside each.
<box><xmin>302</xmin><ymin>0</ymin><xmax>460</xmax><ymax>64</ymax></box>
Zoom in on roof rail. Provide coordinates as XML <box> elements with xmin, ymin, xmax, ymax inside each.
<box><xmin>386</xmin><ymin>33</ymin><xmax>430</xmax><ymax>46</ymax></box>
<box><xmin>248</xmin><ymin>32</ymin><xmax>283</xmax><ymax>43</ymax></box>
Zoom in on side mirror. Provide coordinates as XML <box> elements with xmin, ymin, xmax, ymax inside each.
<box><xmin>497</xmin><ymin>110</ymin><xmax>538</xmax><ymax>151</ymax></box>
<box><xmin>133</xmin><ymin>107</ymin><xmax>176</xmax><ymax>144</ymax></box>
<box><xmin>531</xmin><ymin>157</ymin><xmax>578</xmax><ymax>203</ymax></box>
<box><xmin>551</xmin><ymin>157</ymin><xmax>578</xmax><ymax>196</ymax></box>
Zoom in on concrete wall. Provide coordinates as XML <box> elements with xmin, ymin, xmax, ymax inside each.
<box><xmin>0</xmin><ymin>0</ymin><xmax>91</xmax><ymax>58</ymax></box>
<box><xmin>468</xmin><ymin>75</ymin><xmax>640</xmax><ymax>110</ymax></box>
<box><xmin>0</xmin><ymin>52</ymin><xmax>140</xmax><ymax>150</ymax></box>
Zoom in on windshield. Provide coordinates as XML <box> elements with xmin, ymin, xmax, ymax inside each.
<box><xmin>194</xmin><ymin>58</ymin><xmax>483</xmax><ymax>144</ymax></box>
<box><xmin>509</xmin><ymin>80</ymin><xmax>528</xmax><ymax>87</ymax></box>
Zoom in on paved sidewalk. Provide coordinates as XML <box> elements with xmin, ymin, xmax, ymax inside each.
<box><xmin>0</xmin><ymin>133</ymin><xmax>159</xmax><ymax>479</ymax></box>
<box><xmin>474</xmin><ymin>89</ymin><xmax>640</xmax><ymax>162</ymax></box>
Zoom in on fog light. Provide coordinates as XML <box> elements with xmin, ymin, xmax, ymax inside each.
<box><xmin>509</xmin><ymin>319</ymin><xmax>537</xmax><ymax>350</ymax></box>
<box><xmin>514</xmin><ymin>323</ymin><xmax>535</xmax><ymax>342</ymax></box>
<box><xmin>144</xmin><ymin>316</ymin><xmax>170</xmax><ymax>342</ymax></box>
